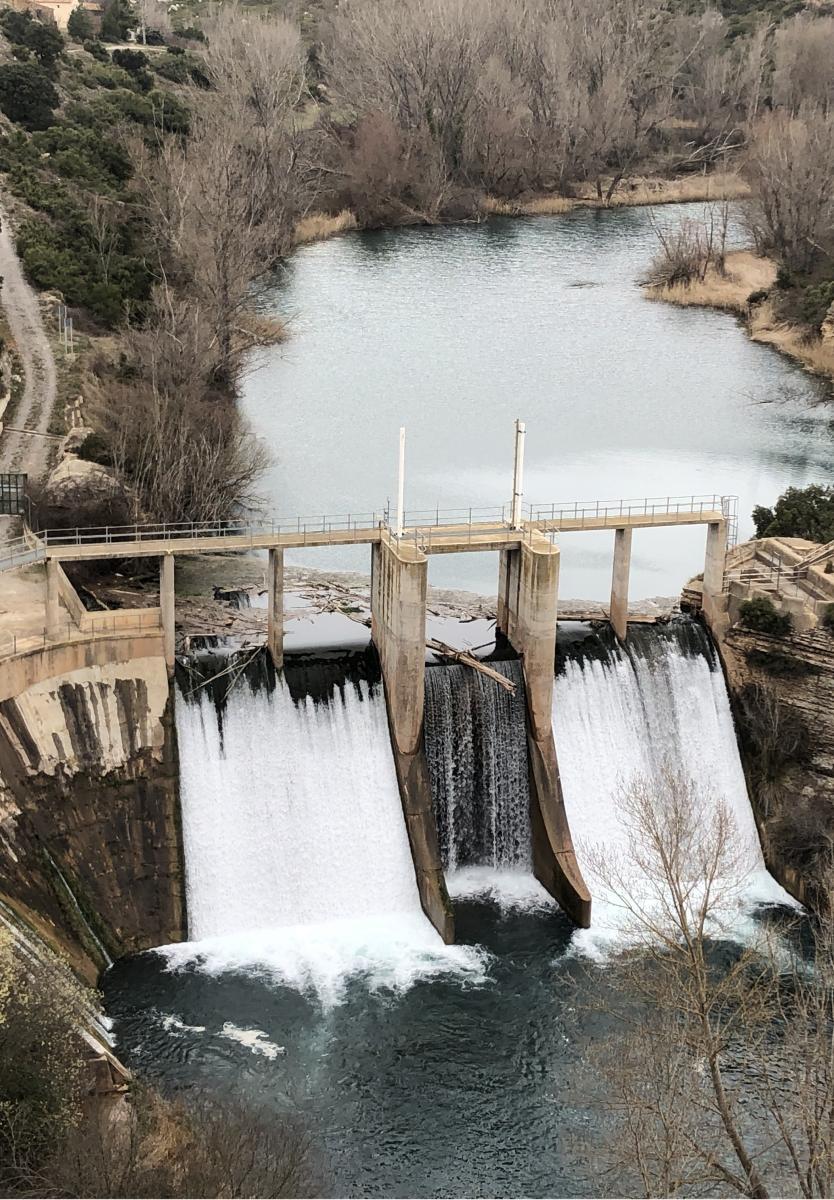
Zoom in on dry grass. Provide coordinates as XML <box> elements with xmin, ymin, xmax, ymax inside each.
<box><xmin>293</xmin><ymin>209</ymin><xmax>358</xmax><ymax>246</ymax></box>
<box><xmin>751</xmin><ymin>303</ymin><xmax>834</xmax><ymax>380</ymax></box>
<box><xmin>605</xmin><ymin>171</ymin><xmax>750</xmax><ymax>207</ymax></box>
<box><xmin>648</xmin><ymin>248</ymin><xmax>834</xmax><ymax>384</ymax></box>
<box><xmin>645</xmin><ymin>250</ymin><xmax>776</xmax><ymax>313</ymax></box>
<box><xmin>237</xmin><ymin>310</ymin><xmax>288</xmax><ymax>346</ymax></box>
<box><xmin>481</xmin><ymin>194</ymin><xmax>575</xmax><ymax>216</ymax></box>
<box><xmin>483</xmin><ymin>172</ymin><xmax>749</xmax><ymax>220</ymax></box>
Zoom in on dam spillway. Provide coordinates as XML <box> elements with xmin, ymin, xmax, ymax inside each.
<box><xmin>553</xmin><ymin>621</ymin><xmax>791</xmax><ymax>953</ymax></box>
<box><xmin>424</xmin><ymin>659</ymin><xmax>530</xmax><ymax>873</ymax></box>
<box><xmin>175</xmin><ymin>660</ymin><xmax>421</xmax><ymax>935</ymax></box>
<box><xmin>169</xmin><ymin>653</ymin><xmax>486</xmax><ymax>1001</ymax></box>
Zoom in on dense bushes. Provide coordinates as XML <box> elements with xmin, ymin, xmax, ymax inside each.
<box><xmin>0</xmin><ymin>8</ymin><xmax>63</xmax><ymax>68</ymax></box>
<box><xmin>753</xmin><ymin>484</ymin><xmax>834</xmax><ymax>543</ymax></box>
<box><xmin>739</xmin><ymin>595</ymin><xmax>793</xmax><ymax>636</ymax></box>
<box><xmin>67</xmin><ymin>5</ymin><xmax>94</xmax><ymax>41</ymax></box>
<box><xmin>16</xmin><ymin>215</ymin><xmax>152</xmax><ymax>325</ymax></box>
<box><xmin>0</xmin><ymin>63</ymin><xmax>59</xmax><ymax>130</ymax></box>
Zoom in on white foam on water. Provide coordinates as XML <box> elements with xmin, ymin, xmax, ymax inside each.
<box><xmin>159</xmin><ymin>1012</ymin><xmax>206</xmax><ymax>1035</ymax></box>
<box><xmin>162</xmin><ymin>912</ymin><xmax>491</xmax><ymax>1009</ymax></box>
<box><xmin>167</xmin><ymin>674</ymin><xmax>489</xmax><ymax>1006</ymax></box>
<box><xmin>446</xmin><ymin>866</ymin><xmax>555</xmax><ymax>912</ymax></box>
<box><xmin>219</xmin><ymin>1023</ymin><xmax>285</xmax><ymax>1059</ymax></box>
<box><xmin>553</xmin><ymin>632</ymin><xmax>795</xmax><ymax>960</ymax></box>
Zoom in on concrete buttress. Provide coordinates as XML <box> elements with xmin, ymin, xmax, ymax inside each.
<box><xmin>371</xmin><ymin>533</ymin><xmax>454</xmax><ymax>943</ymax></box>
<box><xmin>497</xmin><ymin>533</ymin><xmax>592</xmax><ymax>927</ymax></box>
<box><xmin>160</xmin><ymin>554</ymin><xmax>175</xmax><ymax>676</ymax></box>
<box><xmin>267</xmin><ymin>548</ymin><xmax>284</xmax><ymax>670</ymax></box>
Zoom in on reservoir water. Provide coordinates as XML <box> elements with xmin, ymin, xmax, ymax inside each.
<box><xmin>244</xmin><ymin>205</ymin><xmax>832</xmax><ymax>598</ymax></box>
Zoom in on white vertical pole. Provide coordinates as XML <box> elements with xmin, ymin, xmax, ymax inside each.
<box><xmin>396</xmin><ymin>425</ymin><xmax>405</xmax><ymax>538</ymax></box>
<box><xmin>511</xmin><ymin>418</ymin><xmax>526</xmax><ymax>529</ymax></box>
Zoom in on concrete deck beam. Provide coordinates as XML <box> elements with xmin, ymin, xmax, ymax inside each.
<box><xmin>160</xmin><ymin>554</ymin><xmax>175</xmax><ymax>676</ymax></box>
<box><xmin>610</xmin><ymin>527</ymin><xmax>632</xmax><ymax>643</ymax></box>
<box><xmin>267</xmin><ymin>548</ymin><xmax>283</xmax><ymax>670</ymax></box>
<box><xmin>371</xmin><ymin>534</ymin><xmax>453</xmax><ymax>943</ymax></box>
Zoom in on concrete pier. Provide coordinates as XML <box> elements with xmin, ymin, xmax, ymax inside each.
<box><xmin>46</xmin><ymin>558</ymin><xmax>61</xmax><ymax>639</ymax></box>
<box><xmin>703</xmin><ymin>520</ymin><xmax>728</xmax><ymax>598</ymax></box>
<box><xmin>371</xmin><ymin>533</ymin><xmax>453</xmax><ymax>943</ymax></box>
<box><xmin>497</xmin><ymin>533</ymin><xmax>592</xmax><ymax>927</ymax></box>
<box><xmin>267</xmin><ymin>548</ymin><xmax>283</xmax><ymax>670</ymax></box>
<box><xmin>610</xmin><ymin>527</ymin><xmax>632</xmax><ymax>643</ymax></box>
<box><xmin>160</xmin><ymin>554</ymin><xmax>175</xmax><ymax>676</ymax></box>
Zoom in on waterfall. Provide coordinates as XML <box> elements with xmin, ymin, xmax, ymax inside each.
<box><xmin>165</xmin><ymin>658</ymin><xmax>487</xmax><ymax>1004</ymax></box>
<box><xmin>553</xmin><ymin>622</ymin><xmax>794</xmax><ymax>956</ymax></box>
<box><xmin>424</xmin><ymin>660</ymin><xmax>550</xmax><ymax>908</ymax></box>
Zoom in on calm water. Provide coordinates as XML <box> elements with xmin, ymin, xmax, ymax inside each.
<box><xmin>105</xmin><ymin>897</ymin><xmax>601</xmax><ymax>1199</ymax></box>
<box><xmin>244</xmin><ymin>205</ymin><xmax>833</xmax><ymax>598</ymax></box>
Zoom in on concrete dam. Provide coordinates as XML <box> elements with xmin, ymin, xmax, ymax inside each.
<box><xmin>0</xmin><ymin>468</ymin><xmax>786</xmax><ymax>997</ymax></box>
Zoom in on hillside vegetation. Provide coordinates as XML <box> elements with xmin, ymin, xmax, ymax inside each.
<box><xmin>0</xmin><ymin>0</ymin><xmax>833</xmax><ymax>525</ymax></box>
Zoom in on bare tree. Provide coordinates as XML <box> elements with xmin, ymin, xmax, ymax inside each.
<box><xmin>773</xmin><ymin>14</ymin><xmax>834</xmax><ymax>117</ymax></box>
<box><xmin>585</xmin><ymin>769</ymin><xmax>834</xmax><ymax>1198</ymax></box>
<box><xmin>744</xmin><ymin>105</ymin><xmax>834</xmax><ymax>275</ymax></box>
<box><xmin>128</xmin><ymin>6</ymin><xmax>310</xmax><ymax>385</ymax></box>
<box><xmin>642</xmin><ymin>202</ymin><xmax>730</xmax><ymax>288</ymax></box>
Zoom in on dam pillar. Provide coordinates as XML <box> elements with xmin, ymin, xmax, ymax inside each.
<box><xmin>46</xmin><ymin>557</ymin><xmax>61</xmax><ymax>640</ymax></box>
<box><xmin>371</xmin><ymin>532</ymin><xmax>453</xmax><ymax>943</ymax></box>
<box><xmin>610</xmin><ymin>527</ymin><xmax>632</xmax><ymax>643</ymax></box>
<box><xmin>497</xmin><ymin>532</ymin><xmax>591</xmax><ymax>927</ymax></box>
<box><xmin>267</xmin><ymin>548</ymin><xmax>283</xmax><ymax>670</ymax></box>
<box><xmin>702</xmin><ymin>519</ymin><xmax>728</xmax><ymax>628</ymax></box>
<box><xmin>160</xmin><ymin>554</ymin><xmax>175</xmax><ymax>676</ymax></box>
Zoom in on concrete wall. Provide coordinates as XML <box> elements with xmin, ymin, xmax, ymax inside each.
<box><xmin>371</xmin><ymin>534</ymin><xmax>454</xmax><ymax>942</ymax></box>
<box><xmin>0</xmin><ymin>634</ymin><xmax>185</xmax><ymax>980</ymax></box>
<box><xmin>498</xmin><ymin>535</ymin><xmax>592</xmax><ymax>927</ymax></box>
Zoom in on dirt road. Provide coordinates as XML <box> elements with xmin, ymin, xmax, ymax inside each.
<box><xmin>0</xmin><ymin>202</ymin><xmax>58</xmax><ymax>481</ymax></box>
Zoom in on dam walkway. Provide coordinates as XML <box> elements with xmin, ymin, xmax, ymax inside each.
<box><xmin>0</xmin><ymin>493</ymin><xmax>734</xmax><ymax>569</ymax></box>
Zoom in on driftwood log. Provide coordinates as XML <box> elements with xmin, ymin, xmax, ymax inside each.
<box><xmin>426</xmin><ymin>639</ymin><xmax>516</xmax><ymax>694</ymax></box>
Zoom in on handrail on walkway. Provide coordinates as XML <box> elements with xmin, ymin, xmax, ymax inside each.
<box><xmin>0</xmin><ymin>610</ymin><xmax>163</xmax><ymax>659</ymax></box>
<box><xmin>0</xmin><ymin>493</ymin><xmax>739</xmax><ymax>574</ymax></box>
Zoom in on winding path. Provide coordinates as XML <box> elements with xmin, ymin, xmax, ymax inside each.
<box><xmin>0</xmin><ymin>201</ymin><xmax>57</xmax><ymax>480</ymax></box>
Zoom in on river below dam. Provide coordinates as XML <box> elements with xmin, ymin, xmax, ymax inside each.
<box><xmin>243</xmin><ymin>203</ymin><xmax>832</xmax><ymax>599</ymax></box>
<box><xmin>103</xmin><ymin>620</ymin><xmax>794</xmax><ymax>1197</ymax></box>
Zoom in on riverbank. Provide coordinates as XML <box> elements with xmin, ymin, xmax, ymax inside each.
<box><xmin>292</xmin><ymin>171</ymin><xmax>750</xmax><ymax>245</ymax></box>
<box><xmin>645</xmin><ymin>249</ymin><xmax>834</xmax><ymax>387</ymax></box>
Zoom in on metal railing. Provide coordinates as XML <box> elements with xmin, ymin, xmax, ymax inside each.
<box><xmin>37</xmin><ymin>510</ymin><xmax>390</xmax><ymax>548</ymax></box>
<box><xmin>0</xmin><ymin>493</ymin><xmax>740</xmax><ymax>573</ymax></box>
<box><xmin>0</xmin><ymin>610</ymin><xmax>163</xmax><ymax>659</ymax></box>
<box><xmin>529</xmin><ymin>493</ymin><xmax>734</xmax><ymax>529</ymax></box>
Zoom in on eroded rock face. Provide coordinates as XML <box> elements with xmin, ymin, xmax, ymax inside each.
<box><xmin>717</xmin><ymin>626</ymin><xmax>834</xmax><ymax>907</ymax></box>
<box><xmin>0</xmin><ymin>654</ymin><xmax>184</xmax><ymax>979</ymax></box>
<box><xmin>821</xmin><ymin>300</ymin><xmax>834</xmax><ymax>344</ymax></box>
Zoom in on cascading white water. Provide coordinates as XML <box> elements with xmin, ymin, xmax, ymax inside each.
<box><xmin>424</xmin><ymin>660</ymin><xmax>553</xmax><ymax>909</ymax></box>
<box><xmin>165</xmin><ymin>667</ymin><xmax>487</xmax><ymax>1004</ymax></box>
<box><xmin>553</xmin><ymin>624</ymin><xmax>793</xmax><ymax>956</ymax></box>
<box><xmin>424</xmin><ymin>660</ymin><xmax>530</xmax><ymax>871</ymax></box>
